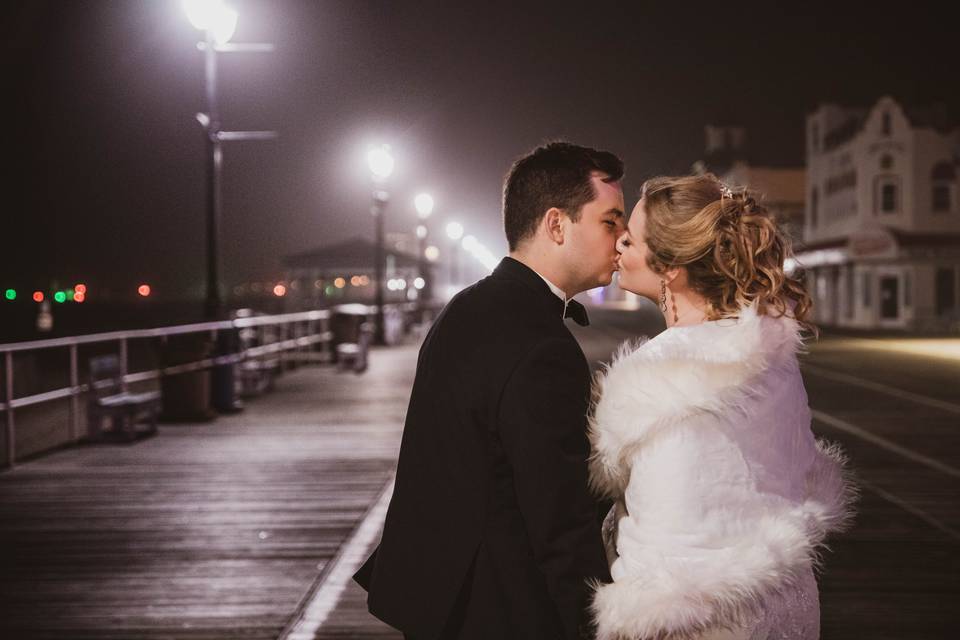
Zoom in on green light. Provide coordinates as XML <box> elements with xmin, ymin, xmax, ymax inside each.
<box><xmin>54</xmin><ymin>291</ymin><xmax>67</xmax><ymax>303</ymax></box>
<box><xmin>325</xmin><ymin>285</ymin><xmax>335</xmax><ymax>296</ymax></box>
<box><xmin>4</xmin><ymin>289</ymin><xmax>15</xmax><ymax>301</ymax></box>
<box><xmin>66</xmin><ymin>289</ymin><xmax>75</xmax><ymax>301</ymax></box>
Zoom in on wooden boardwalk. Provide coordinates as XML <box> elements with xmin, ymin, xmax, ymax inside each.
<box><xmin>0</xmin><ymin>345</ymin><xmax>415</xmax><ymax>639</ymax></box>
<box><xmin>2</xmin><ymin>309</ymin><xmax>957</xmax><ymax>639</ymax></box>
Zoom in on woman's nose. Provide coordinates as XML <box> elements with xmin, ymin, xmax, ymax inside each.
<box><xmin>615</xmin><ymin>234</ymin><xmax>626</xmax><ymax>254</ymax></box>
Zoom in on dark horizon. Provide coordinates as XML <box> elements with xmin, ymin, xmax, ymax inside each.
<box><xmin>4</xmin><ymin>0</ymin><xmax>956</xmax><ymax>298</ymax></box>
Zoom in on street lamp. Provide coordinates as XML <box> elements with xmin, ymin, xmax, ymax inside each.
<box><xmin>414</xmin><ymin>193</ymin><xmax>434</xmax><ymax>304</ymax></box>
<box><xmin>446</xmin><ymin>222</ymin><xmax>464</xmax><ymax>289</ymax></box>
<box><xmin>183</xmin><ymin>0</ymin><xmax>276</xmax><ymax>320</ymax></box>
<box><xmin>367</xmin><ymin>144</ymin><xmax>394</xmax><ymax>345</ymax></box>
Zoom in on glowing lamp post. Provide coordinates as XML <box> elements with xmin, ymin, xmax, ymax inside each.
<box><xmin>446</xmin><ymin>221</ymin><xmax>464</xmax><ymax>289</ymax></box>
<box><xmin>182</xmin><ymin>0</ymin><xmax>275</xmax><ymax>319</ymax></box>
<box><xmin>367</xmin><ymin>145</ymin><xmax>394</xmax><ymax>345</ymax></box>
<box><xmin>414</xmin><ymin>192</ymin><xmax>434</xmax><ymax>304</ymax></box>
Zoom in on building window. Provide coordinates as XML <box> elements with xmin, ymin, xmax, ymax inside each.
<box><xmin>874</xmin><ymin>176</ymin><xmax>900</xmax><ymax>214</ymax></box>
<box><xmin>882</xmin><ymin>184</ymin><xmax>897</xmax><ymax>212</ymax></box>
<box><xmin>933</xmin><ymin>185</ymin><xmax>952</xmax><ymax>212</ymax></box>
<box><xmin>935</xmin><ymin>268</ymin><xmax>956</xmax><ymax>316</ymax></box>
<box><xmin>810</xmin><ymin>187</ymin><xmax>819</xmax><ymax>227</ymax></box>
<box><xmin>882</xmin><ymin>112</ymin><xmax>892</xmax><ymax>136</ymax></box>
<box><xmin>862</xmin><ymin>272</ymin><xmax>871</xmax><ymax>307</ymax></box>
<box><xmin>932</xmin><ymin>162</ymin><xmax>955</xmax><ymax>214</ymax></box>
<box><xmin>880</xmin><ymin>154</ymin><xmax>894</xmax><ymax>170</ymax></box>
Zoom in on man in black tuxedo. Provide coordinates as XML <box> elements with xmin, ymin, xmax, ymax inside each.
<box><xmin>354</xmin><ymin>142</ymin><xmax>625</xmax><ymax>639</ymax></box>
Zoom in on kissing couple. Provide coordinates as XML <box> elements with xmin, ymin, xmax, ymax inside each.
<box><xmin>354</xmin><ymin>142</ymin><xmax>855</xmax><ymax>640</ymax></box>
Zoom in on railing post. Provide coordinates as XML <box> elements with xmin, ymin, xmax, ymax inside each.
<box><xmin>69</xmin><ymin>344</ymin><xmax>80</xmax><ymax>441</ymax></box>
<box><xmin>5</xmin><ymin>351</ymin><xmax>15</xmax><ymax>469</ymax></box>
<box><xmin>119</xmin><ymin>338</ymin><xmax>128</xmax><ymax>392</ymax></box>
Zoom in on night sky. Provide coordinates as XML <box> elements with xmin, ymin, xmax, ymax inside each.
<box><xmin>4</xmin><ymin>0</ymin><xmax>955</xmax><ymax>298</ymax></box>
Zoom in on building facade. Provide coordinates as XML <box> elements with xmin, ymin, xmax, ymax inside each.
<box><xmin>799</xmin><ymin>96</ymin><xmax>960</xmax><ymax>332</ymax></box>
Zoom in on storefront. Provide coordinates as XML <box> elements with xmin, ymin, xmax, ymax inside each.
<box><xmin>795</xmin><ymin>226</ymin><xmax>960</xmax><ymax>332</ymax></box>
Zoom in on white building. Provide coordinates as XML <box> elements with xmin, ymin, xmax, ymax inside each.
<box><xmin>798</xmin><ymin>96</ymin><xmax>960</xmax><ymax>332</ymax></box>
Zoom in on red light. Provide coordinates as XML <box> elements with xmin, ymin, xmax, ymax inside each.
<box><xmin>74</xmin><ymin>292</ymin><xmax>86</xmax><ymax>303</ymax></box>
<box><xmin>75</xmin><ymin>284</ymin><xmax>87</xmax><ymax>294</ymax></box>
<box><xmin>33</xmin><ymin>291</ymin><xmax>44</xmax><ymax>302</ymax></box>
<box><xmin>138</xmin><ymin>284</ymin><xmax>151</xmax><ymax>297</ymax></box>
<box><xmin>273</xmin><ymin>284</ymin><xmax>287</xmax><ymax>297</ymax></box>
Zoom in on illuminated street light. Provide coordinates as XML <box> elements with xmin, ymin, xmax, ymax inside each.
<box><xmin>367</xmin><ymin>145</ymin><xmax>394</xmax><ymax>345</ymax></box>
<box><xmin>425</xmin><ymin>246</ymin><xmax>440</xmax><ymax>262</ymax></box>
<box><xmin>183</xmin><ymin>1</ymin><xmax>275</xmax><ymax>319</ymax></box>
<box><xmin>413</xmin><ymin>192</ymin><xmax>435</xmax><ymax>306</ymax></box>
<box><xmin>414</xmin><ymin>193</ymin><xmax>434</xmax><ymax>219</ymax></box>
<box><xmin>446</xmin><ymin>222</ymin><xmax>464</xmax><ymax>241</ymax></box>
<box><xmin>182</xmin><ymin>0</ymin><xmax>238</xmax><ymax>44</ymax></box>
<box><xmin>138</xmin><ymin>284</ymin><xmax>151</xmax><ymax>297</ymax></box>
<box><xmin>367</xmin><ymin>145</ymin><xmax>395</xmax><ymax>181</ymax></box>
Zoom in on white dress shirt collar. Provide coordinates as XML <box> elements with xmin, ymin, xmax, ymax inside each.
<box><xmin>531</xmin><ymin>270</ymin><xmax>569</xmax><ymax>318</ymax></box>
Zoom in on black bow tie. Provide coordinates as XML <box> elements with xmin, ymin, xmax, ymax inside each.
<box><xmin>564</xmin><ymin>299</ymin><xmax>590</xmax><ymax>326</ymax></box>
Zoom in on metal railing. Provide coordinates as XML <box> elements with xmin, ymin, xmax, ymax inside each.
<box><xmin>0</xmin><ymin>310</ymin><xmax>333</xmax><ymax>469</ymax></box>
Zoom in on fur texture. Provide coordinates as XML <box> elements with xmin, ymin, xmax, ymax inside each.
<box><xmin>588</xmin><ymin>305</ymin><xmax>856</xmax><ymax>640</ymax></box>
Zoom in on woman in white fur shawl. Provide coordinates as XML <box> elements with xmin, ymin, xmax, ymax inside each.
<box><xmin>589</xmin><ymin>174</ymin><xmax>856</xmax><ymax>640</ymax></box>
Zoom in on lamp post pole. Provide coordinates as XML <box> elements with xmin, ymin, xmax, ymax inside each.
<box><xmin>202</xmin><ymin>29</ymin><xmax>223</xmax><ymax>320</ymax></box>
<box><xmin>446</xmin><ymin>221</ymin><xmax>464</xmax><ymax>293</ymax></box>
<box><xmin>414</xmin><ymin>193</ymin><xmax>434</xmax><ymax>307</ymax></box>
<box><xmin>367</xmin><ymin>145</ymin><xmax>394</xmax><ymax>345</ymax></box>
<box><xmin>372</xmin><ymin>188</ymin><xmax>388</xmax><ymax>345</ymax></box>
<box><xmin>184</xmin><ymin>1</ymin><xmax>276</xmax><ymax>320</ymax></box>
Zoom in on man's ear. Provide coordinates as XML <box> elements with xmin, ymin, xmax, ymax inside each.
<box><xmin>543</xmin><ymin>207</ymin><xmax>566</xmax><ymax>244</ymax></box>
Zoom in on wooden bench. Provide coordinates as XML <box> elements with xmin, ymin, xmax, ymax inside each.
<box><xmin>336</xmin><ymin>322</ymin><xmax>374</xmax><ymax>374</ymax></box>
<box><xmin>87</xmin><ymin>354</ymin><xmax>161</xmax><ymax>442</ymax></box>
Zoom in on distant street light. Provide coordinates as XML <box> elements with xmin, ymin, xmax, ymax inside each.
<box><xmin>414</xmin><ymin>192</ymin><xmax>434</xmax><ymax>305</ymax></box>
<box><xmin>414</xmin><ymin>193</ymin><xmax>434</xmax><ymax>219</ymax></box>
<box><xmin>182</xmin><ymin>0</ymin><xmax>276</xmax><ymax>319</ymax></box>
<box><xmin>445</xmin><ymin>221</ymin><xmax>464</xmax><ymax>241</ymax></box>
<box><xmin>446</xmin><ymin>222</ymin><xmax>464</xmax><ymax>288</ymax></box>
<box><xmin>367</xmin><ymin>145</ymin><xmax>394</xmax><ymax>345</ymax></box>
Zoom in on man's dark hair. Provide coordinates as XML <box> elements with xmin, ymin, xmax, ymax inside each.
<box><xmin>502</xmin><ymin>141</ymin><xmax>624</xmax><ymax>251</ymax></box>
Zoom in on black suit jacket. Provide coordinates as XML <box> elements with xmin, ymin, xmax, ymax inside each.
<box><xmin>354</xmin><ymin>257</ymin><xmax>610</xmax><ymax>640</ymax></box>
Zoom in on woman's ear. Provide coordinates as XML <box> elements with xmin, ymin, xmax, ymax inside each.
<box><xmin>543</xmin><ymin>207</ymin><xmax>566</xmax><ymax>244</ymax></box>
<box><xmin>662</xmin><ymin>265</ymin><xmax>683</xmax><ymax>287</ymax></box>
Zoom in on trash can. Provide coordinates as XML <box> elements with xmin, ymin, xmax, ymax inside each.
<box><xmin>159</xmin><ymin>334</ymin><xmax>216</xmax><ymax>422</ymax></box>
<box><xmin>331</xmin><ymin>304</ymin><xmax>371</xmax><ymax>363</ymax></box>
<box><xmin>211</xmin><ymin>327</ymin><xmax>243</xmax><ymax>414</ymax></box>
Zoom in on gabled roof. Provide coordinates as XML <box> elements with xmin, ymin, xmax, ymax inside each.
<box><xmin>283</xmin><ymin>237</ymin><xmax>422</xmax><ymax>270</ymax></box>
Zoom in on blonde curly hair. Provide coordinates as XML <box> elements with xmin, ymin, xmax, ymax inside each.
<box><xmin>640</xmin><ymin>173</ymin><xmax>815</xmax><ymax>333</ymax></box>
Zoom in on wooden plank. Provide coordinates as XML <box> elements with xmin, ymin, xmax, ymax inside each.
<box><xmin>0</xmin><ymin>345</ymin><xmax>416</xmax><ymax>639</ymax></box>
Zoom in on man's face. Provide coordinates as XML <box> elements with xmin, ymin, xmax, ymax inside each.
<box><xmin>563</xmin><ymin>173</ymin><xmax>625</xmax><ymax>292</ymax></box>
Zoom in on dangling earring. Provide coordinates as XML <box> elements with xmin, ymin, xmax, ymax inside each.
<box><xmin>659</xmin><ymin>280</ymin><xmax>668</xmax><ymax>313</ymax></box>
<box><xmin>671</xmin><ymin>291</ymin><xmax>680</xmax><ymax>325</ymax></box>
